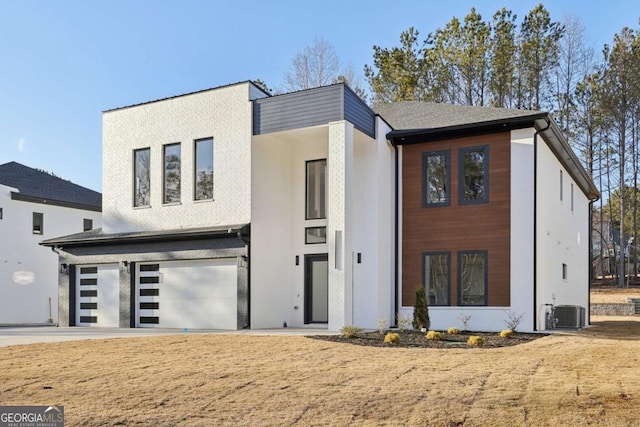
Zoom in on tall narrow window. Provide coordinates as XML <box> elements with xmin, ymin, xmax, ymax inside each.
<box><xmin>306</xmin><ymin>159</ymin><xmax>327</xmax><ymax>219</ymax></box>
<box><xmin>459</xmin><ymin>146</ymin><xmax>489</xmax><ymax>204</ymax></box>
<box><xmin>33</xmin><ymin>212</ymin><xmax>43</xmax><ymax>234</ymax></box>
<box><xmin>163</xmin><ymin>143</ymin><xmax>181</xmax><ymax>204</ymax></box>
<box><xmin>560</xmin><ymin>170</ymin><xmax>563</xmax><ymax>201</ymax></box>
<box><xmin>458</xmin><ymin>251</ymin><xmax>488</xmax><ymax>305</ymax></box>
<box><xmin>570</xmin><ymin>183</ymin><xmax>574</xmax><ymax>212</ymax></box>
<box><xmin>423</xmin><ymin>151</ymin><xmax>450</xmax><ymax>207</ymax></box>
<box><xmin>194</xmin><ymin>138</ymin><xmax>213</xmax><ymax>200</ymax></box>
<box><xmin>83</xmin><ymin>218</ymin><xmax>93</xmax><ymax>232</ymax></box>
<box><xmin>562</xmin><ymin>263</ymin><xmax>568</xmax><ymax>280</ymax></box>
<box><xmin>134</xmin><ymin>148</ymin><xmax>151</xmax><ymax>207</ymax></box>
<box><xmin>423</xmin><ymin>252</ymin><xmax>450</xmax><ymax>305</ymax></box>
<box><xmin>0</xmin><ymin>207</ymin><xmax>3</xmax><ymax>219</ymax></box>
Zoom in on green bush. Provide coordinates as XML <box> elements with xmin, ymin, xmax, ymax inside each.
<box><xmin>467</xmin><ymin>336</ymin><xmax>485</xmax><ymax>347</ymax></box>
<box><xmin>425</xmin><ymin>330</ymin><xmax>444</xmax><ymax>340</ymax></box>
<box><xmin>412</xmin><ymin>287</ymin><xmax>430</xmax><ymax>330</ymax></box>
<box><xmin>340</xmin><ymin>325</ymin><xmax>363</xmax><ymax>339</ymax></box>
<box><xmin>384</xmin><ymin>332</ymin><xmax>400</xmax><ymax>344</ymax></box>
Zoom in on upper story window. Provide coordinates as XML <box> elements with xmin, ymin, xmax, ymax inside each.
<box><xmin>163</xmin><ymin>143</ymin><xmax>181</xmax><ymax>204</ymax></box>
<box><xmin>194</xmin><ymin>138</ymin><xmax>214</xmax><ymax>201</ymax></box>
<box><xmin>424</xmin><ymin>252</ymin><xmax>450</xmax><ymax>306</ymax></box>
<box><xmin>422</xmin><ymin>151</ymin><xmax>450</xmax><ymax>207</ymax></box>
<box><xmin>134</xmin><ymin>148</ymin><xmax>151</xmax><ymax>207</ymax></box>
<box><xmin>33</xmin><ymin>212</ymin><xmax>43</xmax><ymax>234</ymax></box>
<box><xmin>458</xmin><ymin>250</ymin><xmax>488</xmax><ymax>306</ymax></box>
<box><xmin>83</xmin><ymin>218</ymin><xmax>93</xmax><ymax>232</ymax></box>
<box><xmin>459</xmin><ymin>146</ymin><xmax>489</xmax><ymax>204</ymax></box>
<box><xmin>560</xmin><ymin>170</ymin><xmax>563</xmax><ymax>201</ymax></box>
<box><xmin>306</xmin><ymin>159</ymin><xmax>327</xmax><ymax>220</ymax></box>
<box><xmin>570</xmin><ymin>183</ymin><xmax>574</xmax><ymax>212</ymax></box>
<box><xmin>0</xmin><ymin>207</ymin><xmax>3</xmax><ymax>219</ymax></box>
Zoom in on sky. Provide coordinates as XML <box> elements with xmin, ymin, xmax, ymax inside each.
<box><xmin>2</xmin><ymin>0</ymin><xmax>640</xmax><ymax>192</ymax></box>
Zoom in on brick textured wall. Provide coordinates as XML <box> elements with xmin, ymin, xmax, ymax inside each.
<box><xmin>590</xmin><ymin>303</ymin><xmax>636</xmax><ymax>316</ymax></box>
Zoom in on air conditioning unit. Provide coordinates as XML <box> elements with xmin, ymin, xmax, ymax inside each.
<box><xmin>555</xmin><ymin>305</ymin><xmax>586</xmax><ymax>328</ymax></box>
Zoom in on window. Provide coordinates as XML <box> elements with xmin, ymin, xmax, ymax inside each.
<box><xmin>134</xmin><ymin>148</ymin><xmax>151</xmax><ymax>207</ymax></box>
<box><xmin>163</xmin><ymin>143</ymin><xmax>181</xmax><ymax>204</ymax></box>
<box><xmin>562</xmin><ymin>263</ymin><xmax>568</xmax><ymax>280</ymax></box>
<box><xmin>194</xmin><ymin>137</ymin><xmax>213</xmax><ymax>200</ymax></box>
<box><xmin>459</xmin><ymin>146</ymin><xmax>489</xmax><ymax>204</ymax></box>
<box><xmin>422</xmin><ymin>151</ymin><xmax>450</xmax><ymax>207</ymax></box>
<box><xmin>32</xmin><ymin>212</ymin><xmax>43</xmax><ymax>234</ymax></box>
<box><xmin>423</xmin><ymin>252</ymin><xmax>450</xmax><ymax>305</ymax></box>
<box><xmin>305</xmin><ymin>226</ymin><xmax>327</xmax><ymax>244</ymax></box>
<box><xmin>458</xmin><ymin>251</ymin><xmax>487</xmax><ymax>305</ymax></box>
<box><xmin>570</xmin><ymin>183</ymin><xmax>574</xmax><ymax>212</ymax></box>
<box><xmin>83</xmin><ymin>218</ymin><xmax>93</xmax><ymax>231</ymax></box>
<box><xmin>560</xmin><ymin>170</ymin><xmax>563</xmax><ymax>201</ymax></box>
<box><xmin>0</xmin><ymin>207</ymin><xmax>3</xmax><ymax>219</ymax></box>
<box><xmin>306</xmin><ymin>159</ymin><xmax>327</xmax><ymax>219</ymax></box>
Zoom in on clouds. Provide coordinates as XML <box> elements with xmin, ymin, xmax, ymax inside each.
<box><xmin>17</xmin><ymin>137</ymin><xmax>24</xmax><ymax>153</ymax></box>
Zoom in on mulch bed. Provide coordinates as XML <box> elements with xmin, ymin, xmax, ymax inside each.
<box><xmin>310</xmin><ymin>329</ymin><xmax>546</xmax><ymax>349</ymax></box>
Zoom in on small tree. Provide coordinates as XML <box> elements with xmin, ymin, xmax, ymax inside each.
<box><xmin>412</xmin><ymin>286</ymin><xmax>430</xmax><ymax>330</ymax></box>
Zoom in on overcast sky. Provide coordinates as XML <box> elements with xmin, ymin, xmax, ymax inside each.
<box><xmin>2</xmin><ymin>0</ymin><xmax>640</xmax><ymax>192</ymax></box>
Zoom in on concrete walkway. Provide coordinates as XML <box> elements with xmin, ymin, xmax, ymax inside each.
<box><xmin>0</xmin><ymin>326</ymin><xmax>337</xmax><ymax>347</ymax></box>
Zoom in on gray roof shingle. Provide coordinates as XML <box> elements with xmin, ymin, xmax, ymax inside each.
<box><xmin>0</xmin><ymin>162</ymin><xmax>101</xmax><ymax>210</ymax></box>
<box><xmin>375</xmin><ymin>101</ymin><xmax>545</xmax><ymax>130</ymax></box>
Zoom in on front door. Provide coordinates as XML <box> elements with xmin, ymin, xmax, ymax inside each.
<box><xmin>304</xmin><ymin>254</ymin><xmax>328</xmax><ymax>324</ymax></box>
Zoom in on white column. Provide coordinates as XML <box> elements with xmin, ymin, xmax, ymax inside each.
<box><xmin>327</xmin><ymin>121</ymin><xmax>354</xmax><ymax>330</ymax></box>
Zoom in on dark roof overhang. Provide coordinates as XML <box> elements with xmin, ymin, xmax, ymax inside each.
<box><xmin>40</xmin><ymin>224</ymin><xmax>250</xmax><ymax>248</ymax></box>
<box><xmin>11</xmin><ymin>192</ymin><xmax>102</xmax><ymax>212</ymax></box>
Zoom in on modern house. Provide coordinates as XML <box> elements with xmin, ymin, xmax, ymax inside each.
<box><xmin>42</xmin><ymin>81</ymin><xmax>598</xmax><ymax>332</ymax></box>
<box><xmin>0</xmin><ymin>162</ymin><xmax>102</xmax><ymax>325</ymax></box>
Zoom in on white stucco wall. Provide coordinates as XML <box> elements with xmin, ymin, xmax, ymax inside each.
<box><xmin>102</xmin><ymin>82</ymin><xmax>255</xmax><ymax>233</ymax></box>
<box><xmin>0</xmin><ymin>185</ymin><xmax>102</xmax><ymax>324</ymax></box>
<box><xmin>536</xmin><ymin>137</ymin><xmax>590</xmax><ymax>329</ymax></box>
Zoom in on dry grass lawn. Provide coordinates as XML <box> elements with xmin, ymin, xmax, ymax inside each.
<box><xmin>1</xmin><ymin>318</ymin><xmax>640</xmax><ymax>426</ymax></box>
<box><xmin>591</xmin><ymin>287</ymin><xmax>640</xmax><ymax>303</ymax></box>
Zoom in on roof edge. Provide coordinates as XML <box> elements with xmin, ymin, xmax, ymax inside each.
<box><xmin>11</xmin><ymin>193</ymin><xmax>101</xmax><ymax>212</ymax></box>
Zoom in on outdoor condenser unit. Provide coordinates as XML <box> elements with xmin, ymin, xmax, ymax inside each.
<box><xmin>554</xmin><ymin>305</ymin><xmax>586</xmax><ymax>328</ymax></box>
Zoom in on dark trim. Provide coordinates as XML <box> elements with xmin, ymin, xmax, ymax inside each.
<box><xmin>458</xmin><ymin>145</ymin><xmax>489</xmax><ymax>205</ymax></box>
<box><xmin>305</xmin><ymin>159</ymin><xmax>327</xmax><ymax>220</ymax></box>
<box><xmin>130</xmin><ymin>262</ymin><xmax>136</xmax><ymax>328</ymax></box>
<box><xmin>11</xmin><ymin>193</ymin><xmax>101</xmax><ymax>212</ymax></box>
<box><xmin>457</xmin><ymin>250</ymin><xmax>489</xmax><ymax>306</ymax></box>
<box><xmin>387</xmin><ymin>113</ymin><xmax>549</xmax><ymax>144</ymax></box>
<box><xmin>32</xmin><ymin>212</ymin><xmax>43</xmax><ymax>235</ymax></box>
<box><xmin>304</xmin><ymin>253</ymin><xmax>329</xmax><ymax>324</ymax></box>
<box><xmin>422</xmin><ymin>251</ymin><xmax>451</xmax><ymax>306</ymax></box>
<box><xmin>422</xmin><ymin>150</ymin><xmax>451</xmax><ymax>208</ymax></box>
<box><xmin>40</xmin><ymin>224</ymin><xmax>250</xmax><ymax>247</ymax></box>
<box><xmin>393</xmin><ymin>145</ymin><xmax>399</xmax><ymax>326</ymax></box>
<box><xmin>69</xmin><ymin>265</ymin><xmax>76</xmax><ymax>326</ymax></box>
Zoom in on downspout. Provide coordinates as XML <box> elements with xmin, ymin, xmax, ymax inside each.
<box><xmin>533</xmin><ymin>118</ymin><xmax>551</xmax><ymax>331</ymax></box>
<box><xmin>588</xmin><ymin>201</ymin><xmax>594</xmax><ymax>327</ymax></box>
<box><xmin>393</xmin><ymin>142</ymin><xmax>400</xmax><ymax>327</ymax></box>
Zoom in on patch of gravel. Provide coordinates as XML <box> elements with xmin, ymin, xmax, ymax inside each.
<box><xmin>309</xmin><ymin>330</ymin><xmax>546</xmax><ymax>349</ymax></box>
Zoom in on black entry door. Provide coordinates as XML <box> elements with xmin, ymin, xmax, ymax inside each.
<box><xmin>304</xmin><ymin>254</ymin><xmax>328</xmax><ymax>324</ymax></box>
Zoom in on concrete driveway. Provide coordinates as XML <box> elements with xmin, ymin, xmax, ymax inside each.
<box><xmin>0</xmin><ymin>326</ymin><xmax>336</xmax><ymax>347</ymax></box>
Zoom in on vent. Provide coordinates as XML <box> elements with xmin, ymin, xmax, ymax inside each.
<box><xmin>555</xmin><ymin>305</ymin><xmax>585</xmax><ymax>328</ymax></box>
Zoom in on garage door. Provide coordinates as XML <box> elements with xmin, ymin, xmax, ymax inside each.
<box><xmin>76</xmin><ymin>264</ymin><xmax>119</xmax><ymax>327</ymax></box>
<box><xmin>136</xmin><ymin>259</ymin><xmax>238</xmax><ymax>329</ymax></box>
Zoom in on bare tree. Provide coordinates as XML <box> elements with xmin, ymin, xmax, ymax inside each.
<box><xmin>284</xmin><ymin>37</ymin><xmax>341</xmax><ymax>91</ymax></box>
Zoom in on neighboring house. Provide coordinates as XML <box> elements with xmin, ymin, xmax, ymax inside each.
<box><xmin>377</xmin><ymin>102</ymin><xmax>599</xmax><ymax>331</ymax></box>
<box><xmin>42</xmin><ymin>81</ymin><xmax>598</xmax><ymax>332</ymax></box>
<box><xmin>0</xmin><ymin>162</ymin><xmax>102</xmax><ymax>325</ymax></box>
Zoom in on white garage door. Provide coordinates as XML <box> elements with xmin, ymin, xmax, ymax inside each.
<box><xmin>76</xmin><ymin>264</ymin><xmax>120</xmax><ymax>327</ymax></box>
<box><xmin>136</xmin><ymin>259</ymin><xmax>237</xmax><ymax>329</ymax></box>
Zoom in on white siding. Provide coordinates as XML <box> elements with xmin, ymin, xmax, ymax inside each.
<box><xmin>0</xmin><ymin>184</ymin><xmax>102</xmax><ymax>324</ymax></box>
<box><xmin>102</xmin><ymin>83</ymin><xmax>254</xmax><ymax>233</ymax></box>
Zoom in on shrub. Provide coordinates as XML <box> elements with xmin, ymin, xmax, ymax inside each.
<box><xmin>447</xmin><ymin>327</ymin><xmax>460</xmax><ymax>335</ymax></box>
<box><xmin>412</xmin><ymin>287</ymin><xmax>430</xmax><ymax>330</ymax></box>
<box><xmin>376</xmin><ymin>318</ymin><xmax>388</xmax><ymax>335</ymax></box>
<box><xmin>504</xmin><ymin>311</ymin><xmax>525</xmax><ymax>332</ymax></box>
<box><xmin>500</xmin><ymin>329</ymin><xmax>513</xmax><ymax>338</ymax></box>
<box><xmin>341</xmin><ymin>325</ymin><xmax>363</xmax><ymax>339</ymax></box>
<box><xmin>425</xmin><ymin>330</ymin><xmax>444</xmax><ymax>340</ymax></box>
<box><xmin>458</xmin><ymin>314</ymin><xmax>471</xmax><ymax>331</ymax></box>
<box><xmin>397</xmin><ymin>315</ymin><xmax>412</xmax><ymax>332</ymax></box>
<box><xmin>467</xmin><ymin>336</ymin><xmax>485</xmax><ymax>347</ymax></box>
<box><xmin>384</xmin><ymin>332</ymin><xmax>400</xmax><ymax>344</ymax></box>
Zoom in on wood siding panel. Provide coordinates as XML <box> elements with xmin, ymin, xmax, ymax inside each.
<box><xmin>402</xmin><ymin>132</ymin><xmax>511</xmax><ymax>307</ymax></box>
